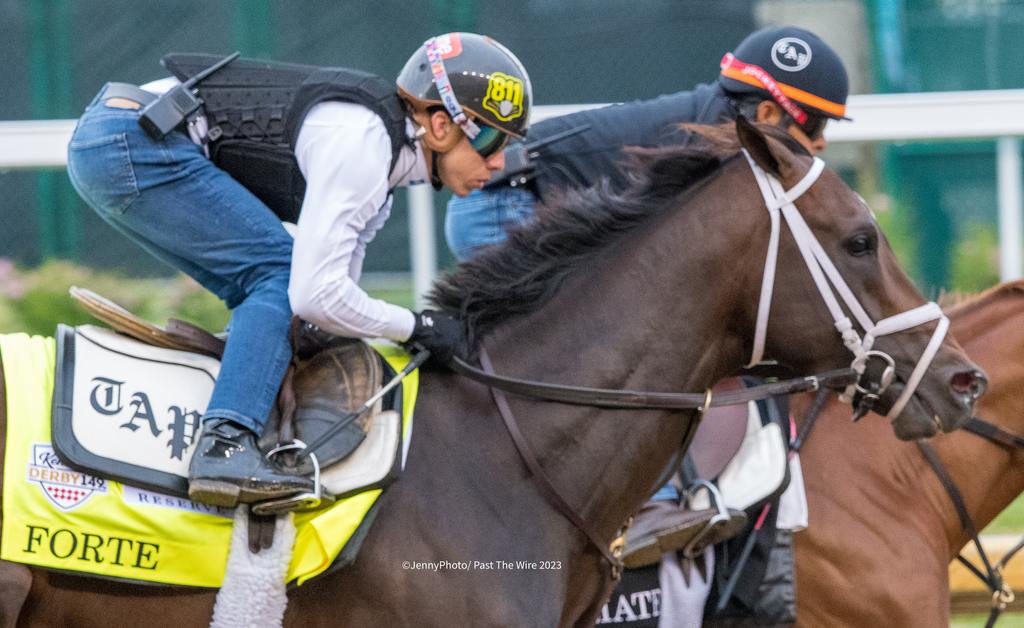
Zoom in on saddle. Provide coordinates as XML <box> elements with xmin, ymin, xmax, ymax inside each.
<box><xmin>61</xmin><ymin>287</ymin><xmax>400</xmax><ymax>505</ymax></box>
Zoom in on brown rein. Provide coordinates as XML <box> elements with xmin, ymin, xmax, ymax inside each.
<box><xmin>452</xmin><ymin>356</ymin><xmax>857</xmax><ymax>410</ymax></box>
<box><xmin>918</xmin><ymin>417</ymin><xmax>1024</xmax><ymax>627</ymax></box>
<box><xmin>456</xmin><ymin>349</ymin><xmax>857</xmax><ymax>576</ymax></box>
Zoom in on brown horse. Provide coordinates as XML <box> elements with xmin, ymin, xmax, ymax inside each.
<box><xmin>794</xmin><ymin>281</ymin><xmax>1024</xmax><ymax>627</ymax></box>
<box><xmin>0</xmin><ymin>120</ymin><xmax>984</xmax><ymax>627</ymax></box>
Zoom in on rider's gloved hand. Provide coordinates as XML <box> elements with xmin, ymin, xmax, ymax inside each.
<box><xmin>405</xmin><ymin>310</ymin><xmax>469</xmax><ymax>367</ymax></box>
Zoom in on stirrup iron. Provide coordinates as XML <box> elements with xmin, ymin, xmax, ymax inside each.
<box><xmin>682</xmin><ymin>479</ymin><xmax>734</xmax><ymax>558</ymax></box>
<box><xmin>251</xmin><ymin>440</ymin><xmax>326</xmax><ymax>516</ymax></box>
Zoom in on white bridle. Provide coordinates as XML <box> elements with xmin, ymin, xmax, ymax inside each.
<box><xmin>742</xmin><ymin>150</ymin><xmax>950</xmax><ymax>421</ymax></box>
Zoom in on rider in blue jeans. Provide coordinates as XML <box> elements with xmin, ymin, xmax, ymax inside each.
<box><xmin>445</xmin><ymin>26</ymin><xmax>851</xmax><ymax>562</ymax></box>
<box><xmin>68</xmin><ymin>33</ymin><xmax>533</xmax><ymax>508</ymax></box>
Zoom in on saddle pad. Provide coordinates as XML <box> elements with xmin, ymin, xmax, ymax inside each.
<box><xmin>715</xmin><ymin>404</ymin><xmax>788</xmax><ymax>511</ymax></box>
<box><xmin>0</xmin><ymin>332</ymin><xmax>418</xmax><ymax>588</ymax></box>
<box><xmin>51</xmin><ymin>325</ymin><xmax>407</xmax><ymax>499</ymax></box>
<box><xmin>775</xmin><ymin>453</ymin><xmax>808</xmax><ymax>531</ymax></box>
<box><xmin>52</xmin><ymin>324</ymin><xmax>221</xmax><ymax>495</ymax></box>
<box><xmin>690</xmin><ymin>402</ymin><xmax>788</xmax><ymax>512</ymax></box>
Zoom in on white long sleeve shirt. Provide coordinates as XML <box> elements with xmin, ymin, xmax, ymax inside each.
<box><xmin>141</xmin><ymin>78</ymin><xmax>427</xmax><ymax>342</ymax></box>
<box><xmin>288</xmin><ymin>101</ymin><xmax>425</xmax><ymax>341</ymax></box>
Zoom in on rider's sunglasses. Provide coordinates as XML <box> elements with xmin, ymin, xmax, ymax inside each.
<box><xmin>467</xmin><ymin>122</ymin><xmax>510</xmax><ymax>159</ymax></box>
<box><xmin>801</xmin><ymin>113</ymin><xmax>828</xmax><ymax>141</ymax></box>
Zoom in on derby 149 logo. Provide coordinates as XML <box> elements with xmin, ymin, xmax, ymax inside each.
<box><xmin>27</xmin><ymin>444</ymin><xmax>107</xmax><ymax>511</ymax></box>
<box><xmin>483</xmin><ymin>72</ymin><xmax>524</xmax><ymax>121</ymax></box>
<box><xmin>771</xmin><ymin>37</ymin><xmax>812</xmax><ymax>72</ymax></box>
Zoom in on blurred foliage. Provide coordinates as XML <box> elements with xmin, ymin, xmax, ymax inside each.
<box><xmin>0</xmin><ymin>258</ymin><xmax>416</xmax><ymax>339</ymax></box>
<box><xmin>950</xmin><ymin>223</ymin><xmax>1001</xmax><ymax>294</ymax></box>
<box><xmin>951</xmin><ymin>613</ymin><xmax>1024</xmax><ymax>627</ymax></box>
<box><xmin>871</xmin><ymin>195</ymin><xmax>919</xmax><ymax>278</ymax></box>
<box><xmin>0</xmin><ymin>259</ymin><xmax>230</xmax><ymax>337</ymax></box>
<box><xmin>872</xmin><ymin>197</ymin><xmax>1002</xmax><ymax>296</ymax></box>
<box><xmin>985</xmin><ymin>493</ymin><xmax>1024</xmax><ymax>535</ymax></box>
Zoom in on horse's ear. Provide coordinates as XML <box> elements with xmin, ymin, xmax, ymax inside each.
<box><xmin>735</xmin><ymin>115</ymin><xmax>781</xmax><ymax>177</ymax></box>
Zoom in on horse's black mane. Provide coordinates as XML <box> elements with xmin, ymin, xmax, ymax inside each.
<box><xmin>430</xmin><ymin>122</ymin><xmax>797</xmax><ymax>340</ymax></box>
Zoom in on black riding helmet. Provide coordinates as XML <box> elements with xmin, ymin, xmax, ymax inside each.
<box><xmin>719</xmin><ymin>26</ymin><xmax>850</xmax><ymax>122</ymax></box>
<box><xmin>397</xmin><ymin>32</ymin><xmax>533</xmax><ymax>141</ymax></box>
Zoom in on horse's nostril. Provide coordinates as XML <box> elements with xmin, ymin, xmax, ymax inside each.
<box><xmin>950</xmin><ymin>369</ymin><xmax>988</xmax><ymax>400</ymax></box>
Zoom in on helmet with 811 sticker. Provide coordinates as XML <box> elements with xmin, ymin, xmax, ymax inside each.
<box><xmin>397</xmin><ymin>32</ymin><xmax>533</xmax><ymax>139</ymax></box>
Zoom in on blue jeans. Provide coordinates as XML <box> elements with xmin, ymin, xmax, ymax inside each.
<box><xmin>66</xmin><ymin>85</ymin><xmax>293</xmax><ymax>433</ymax></box>
<box><xmin>651</xmin><ymin>483</ymin><xmax>680</xmax><ymax>502</ymax></box>
<box><xmin>444</xmin><ymin>187</ymin><xmax>536</xmax><ymax>261</ymax></box>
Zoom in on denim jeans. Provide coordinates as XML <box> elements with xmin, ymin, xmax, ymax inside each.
<box><xmin>651</xmin><ymin>483</ymin><xmax>680</xmax><ymax>502</ymax></box>
<box><xmin>66</xmin><ymin>85</ymin><xmax>293</xmax><ymax>433</ymax></box>
<box><xmin>444</xmin><ymin>186</ymin><xmax>536</xmax><ymax>261</ymax></box>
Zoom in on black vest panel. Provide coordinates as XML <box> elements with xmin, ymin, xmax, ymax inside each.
<box><xmin>527</xmin><ymin>82</ymin><xmax>736</xmax><ymax>200</ymax></box>
<box><xmin>162</xmin><ymin>53</ymin><xmax>410</xmax><ymax>223</ymax></box>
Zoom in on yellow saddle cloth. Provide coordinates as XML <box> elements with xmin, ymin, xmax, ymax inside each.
<box><xmin>0</xmin><ymin>333</ymin><xmax>417</xmax><ymax>588</ymax></box>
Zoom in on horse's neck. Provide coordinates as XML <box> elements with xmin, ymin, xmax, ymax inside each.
<box><xmin>794</xmin><ymin>394</ymin><xmax>951</xmax><ymax>555</ymax></box>
<box><xmin>928</xmin><ymin>301</ymin><xmax>1024</xmax><ymax>556</ymax></box>
<box><xmin>483</xmin><ymin>191</ymin><xmax>752</xmax><ymax>538</ymax></box>
<box><xmin>794</xmin><ymin>404</ymin><xmax>953</xmax><ymax>626</ymax></box>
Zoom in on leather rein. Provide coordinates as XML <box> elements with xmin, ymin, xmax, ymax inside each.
<box><xmin>453</xmin><ymin>349</ymin><xmax>856</xmax><ymax>576</ymax></box>
<box><xmin>452</xmin><ymin>356</ymin><xmax>857</xmax><ymax>411</ymax></box>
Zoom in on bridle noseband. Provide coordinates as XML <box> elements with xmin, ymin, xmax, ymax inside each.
<box><xmin>742</xmin><ymin>150</ymin><xmax>949</xmax><ymax>422</ymax></box>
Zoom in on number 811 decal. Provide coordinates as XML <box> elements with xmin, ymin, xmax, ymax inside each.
<box><xmin>482</xmin><ymin>72</ymin><xmax>525</xmax><ymax>121</ymax></box>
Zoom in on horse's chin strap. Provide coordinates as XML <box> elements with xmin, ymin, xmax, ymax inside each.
<box><xmin>742</xmin><ymin>151</ymin><xmax>948</xmax><ymax>422</ymax></box>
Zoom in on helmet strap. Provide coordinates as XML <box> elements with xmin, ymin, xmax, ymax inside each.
<box><xmin>430</xmin><ymin>149</ymin><xmax>443</xmax><ymax>191</ymax></box>
<box><xmin>720</xmin><ymin>53</ymin><xmax>808</xmax><ymax>125</ymax></box>
<box><xmin>425</xmin><ymin>37</ymin><xmax>482</xmax><ymax>140</ymax></box>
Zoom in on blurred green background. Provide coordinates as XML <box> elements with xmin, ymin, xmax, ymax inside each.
<box><xmin>2</xmin><ymin>2</ymin><xmax>1024</xmax><ymax>625</ymax></box>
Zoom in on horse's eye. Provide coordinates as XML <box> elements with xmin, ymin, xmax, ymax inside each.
<box><xmin>844</xmin><ymin>233</ymin><xmax>876</xmax><ymax>257</ymax></box>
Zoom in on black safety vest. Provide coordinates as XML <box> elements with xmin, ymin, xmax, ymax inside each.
<box><xmin>163</xmin><ymin>53</ymin><xmax>410</xmax><ymax>223</ymax></box>
<box><xmin>526</xmin><ymin>82</ymin><xmax>737</xmax><ymax>201</ymax></box>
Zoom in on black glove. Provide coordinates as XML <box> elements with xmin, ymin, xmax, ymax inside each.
<box><xmin>405</xmin><ymin>310</ymin><xmax>469</xmax><ymax>367</ymax></box>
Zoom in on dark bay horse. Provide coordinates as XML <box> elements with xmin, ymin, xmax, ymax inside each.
<box><xmin>794</xmin><ymin>281</ymin><xmax>1024</xmax><ymax>627</ymax></box>
<box><xmin>1</xmin><ymin>120</ymin><xmax>984</xmax><ymax>627</ymax></box>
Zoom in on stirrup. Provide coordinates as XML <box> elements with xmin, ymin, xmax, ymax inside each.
<box><xmin>681</xmin><ymin>480</ymin><xmax>736</xmax><ymax>558</ymax></box>
<box><xmin>251</xmin><ymin>440</ymin><xmax>327</xmax><ymax>516</ymax></box>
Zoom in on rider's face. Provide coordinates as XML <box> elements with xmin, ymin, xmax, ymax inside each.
<box><xmin>437</xmin><ymin>132</ymin><xmax>506</xmax><ymax>197</ymax></box>
<box><xmin>784</xmin><ymin>123</ymin><xmax>826</xmax><ymax>156</ymax></box>
<box><xmin>754</xmin><ymin>100</ymin><xmax>828</xmax><ymax>155</ymax></box>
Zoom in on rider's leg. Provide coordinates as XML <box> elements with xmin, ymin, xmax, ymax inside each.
<box><xmin>651</xmin><ymin>482</ymin><xmax>681</xmax><ymax>502</ymax></box>
<box><xmin>444</xmin><ymin>186</ymin><xmax>536</xmax><ymax>261</ymax></box>
<box><xmin>67</xmin><ymin>87</ymin><xmax>311</xmax><ymax>506</ymax></box>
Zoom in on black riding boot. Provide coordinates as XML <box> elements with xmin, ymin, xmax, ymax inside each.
<box><xmin>188</xmin><ymin>419</ymin><xmax>314</xmax><ymax>507</ymax></box>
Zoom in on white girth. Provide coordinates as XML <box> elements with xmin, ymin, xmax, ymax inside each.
<box><xmin>742</xmin><ymin>150</ymin><xmax>950</xmax><ymax>421</ymax></box>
